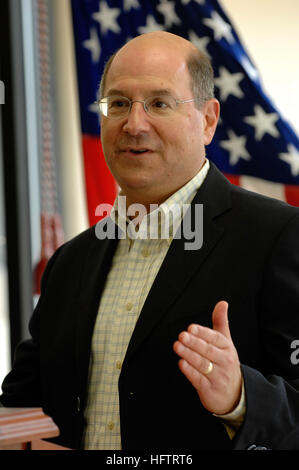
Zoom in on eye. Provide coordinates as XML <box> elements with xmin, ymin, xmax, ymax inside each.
<box><xmin>147</xmin><ymin>95</ymin><xmax>176</xmax><ymax>114</ymax></box>
<box><xmin>109</xmin><ymin>97</ymin><xmax>129</xmax><ymax>109</ymax></box>
<box><xmin>150</xmin><ymin>97</ymin><xmax>169</xmax><ymax>109</ymax></box>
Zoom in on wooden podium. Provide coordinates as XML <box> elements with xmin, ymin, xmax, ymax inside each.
<box><xmin>0</xmin><ymin>408</ymin><xmax>70</xmax><ymax>450</ymax></box>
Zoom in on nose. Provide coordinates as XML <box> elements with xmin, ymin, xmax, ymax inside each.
<box><xmin>122</xmin><ymin>101</ymin><xmax>151</xmax><ymax>136</ymax></box>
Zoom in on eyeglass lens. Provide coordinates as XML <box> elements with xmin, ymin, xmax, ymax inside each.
<box><xmin>99</xmin><ymin>95</ymin><xmax>178</xmax><ymax>118</ymax></box>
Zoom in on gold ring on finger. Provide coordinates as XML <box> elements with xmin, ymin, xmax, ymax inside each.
<box><xmin>203</xmin><ymin>361</ymin><xmax>213</xmax><ymax>375</ymax></box>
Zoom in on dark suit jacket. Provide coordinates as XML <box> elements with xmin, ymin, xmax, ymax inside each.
<box><xmin>2</xmin><ymin>162</ymin><xmax>299</xmax><ymax>450</ymax></box>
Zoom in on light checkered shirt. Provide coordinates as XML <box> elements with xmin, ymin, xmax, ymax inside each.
<box><xmin>83</xmin><ymin>162</ymin><xmax>210</xmax><ymax>449</ymax></box>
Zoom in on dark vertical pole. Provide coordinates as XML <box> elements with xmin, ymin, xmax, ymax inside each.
<box><xmin>0</xmin><ymin>0</ymin><xmax>22</xmax><ymax>359</ymax></box>
<box><xmin>0</xmin><ymin>0</ymin><xmax>33</xmax><ymax>361</ymax></box>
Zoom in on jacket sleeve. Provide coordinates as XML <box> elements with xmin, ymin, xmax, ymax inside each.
<box><xmin>233</xmin><ymin>214</ymin><xmax>299</xmax><ymax>450</ymax></box>
<box><xmin>0</xmin><ymin>246</ymin><xmax>63</xmax><ymax>407</ymax></box>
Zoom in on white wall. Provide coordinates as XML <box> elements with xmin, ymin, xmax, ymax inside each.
<box><xmin>220</xmin><ymin>0</ymin><xmax>299</xmax><ymax>134</ymax></box>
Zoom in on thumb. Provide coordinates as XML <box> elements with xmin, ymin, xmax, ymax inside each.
<box><xmin>212</xmin><ymin>300</ymin><xmax>231</xmax><ymax>339</ymax></box>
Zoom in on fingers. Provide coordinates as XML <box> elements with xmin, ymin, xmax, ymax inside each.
<box><xmin>174</xmin><ymin>339</ymin><xmax>215</xmax><ymax>377</ymax></box>
<box><xmin>186</xmin><ymin>323</ymin><xmax>229</xmax><ymax>351</ymax></box>
<box><xmin>175</xmin><ymin>329</ymin><xmax>226</xmax><ymax>367</ymax></box>
<box><xmin>177</xmin><ymin>358</ymin><xmax>211</xmax><ymax>393</ymax></box>
<box><xmin>212</xmin><ymin>301</ymin><xmax>231</xmax><ymax>339</ymax></box>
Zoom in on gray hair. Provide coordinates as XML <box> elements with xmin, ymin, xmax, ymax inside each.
<box><xmin>186</xmin><ymin>50</ymin><xmax>215</xmax><ymax>108</ymax></box>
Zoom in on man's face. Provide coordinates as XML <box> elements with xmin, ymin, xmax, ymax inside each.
<box><xmin>100</xmin><ymin>36</ymin><xmax>219</xmax><ymax>206</ymax></box>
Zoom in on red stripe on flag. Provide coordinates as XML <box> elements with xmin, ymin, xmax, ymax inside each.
<box><xmin>223</xmin><ymin>173</ymin><xmax>240</xmax><ymax>186</ymax></box>
<box><xmin>284</xmin><ymin>185</ymin><xmax>299</xmax><ymax>207</ymax></box>
<box><xmin>82</xmin><ymin>135</ymin><xmax>117</xmax><ymax>226</ymax></box>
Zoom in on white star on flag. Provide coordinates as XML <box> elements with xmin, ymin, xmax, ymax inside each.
<box><xmin>203</xmin><ymin>11</ymin><xmax>235</xmax><ymax>44</ymax></box>
<box><xmin>92</xmin><ymin>1</ymin><xmax>121</xmax><ymax>35</ymax></box>
<box><xmin>82</xmin><ymin>27</ymin><xmax>101</xmax><ymax>63</ymax></box>
<box><xmin>214</xmin><ymin>67</ymin><xmax>244</xmax><ymax>102</ymax></box>
<box><xmin>244</xmin><ymin>105</ymin><xmax>279</xmax><ymax>141</ymax></box>
<box><xmin>157</xmin><ymin>0</ymin><xmax>181</xmax><ymax>28</ymax></box>
<box><xmin>220</xmin><ymin>129</ymin><xmax>251</xmax><ymax>166</ymax></box>
<box><xmin>88</xmin><ymin>102</ymin><xmax>99</xmax><ymax>114</ymax></box>
<box><xmin>188</xmin><ymin>31</ymin><xmax>210</xmax><ymax>57</ymax></box>
<box><xmin>279</xmin><ymin>144</ymin><xmax>299</xmax><ymax>177</ymax></box>
<box><xmin>123</xmin><ymin>0</ymin><xmax>140</xmax><ymax>11</ymax></box>
<box><xmin>138</xmin><ymin>15</ymin><xmax>164</xmax><ymax>34</ymax></box>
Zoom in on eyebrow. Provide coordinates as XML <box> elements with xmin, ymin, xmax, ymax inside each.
<box><xmin>105</xmin><ymin>88</ymin><xmax>174</xmax><ymax>97</ymax></box>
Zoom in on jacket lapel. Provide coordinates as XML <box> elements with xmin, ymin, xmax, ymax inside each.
<box><xmin>123</xmin><ymin>163</ymin><xmax>233</xmax><ymax>365</ymax></box>
<box><xmin>75</xmin><ymin>221</ymin><xmax>119</xmax><ymax>393</ymax></box>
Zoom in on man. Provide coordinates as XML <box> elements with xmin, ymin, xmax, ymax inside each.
<box><xmin>1</xmin><ymin>32</ymin><xmax>299</xmax><ymax>450</ymax></box>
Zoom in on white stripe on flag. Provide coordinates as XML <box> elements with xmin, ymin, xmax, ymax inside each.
<box><xmin>240</xmin><ymin>174</ymin><xmax>286</xmax><ymax>202</ymax></box>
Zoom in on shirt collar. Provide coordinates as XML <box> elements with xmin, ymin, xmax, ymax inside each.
<box><xmin>111</xmin><ymin>159</ymin><xmax>210</xmax><ymax>244</ymax></box>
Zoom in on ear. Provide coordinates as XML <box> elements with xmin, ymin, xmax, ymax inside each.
<box><xmin>202</xmin><ymin>99</ymin><xmax>220</xmax><ymax>146</ymax></box>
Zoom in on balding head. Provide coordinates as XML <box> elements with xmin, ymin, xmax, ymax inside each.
<box><xmin>99</xmin><ymin>32</ymin><xmax>214</xmax><ymax>106</ymax></box>
<box><xmin>116</xmin><ymin>31</ymin><xmax>198</xmax><ymax>58</ymax></box>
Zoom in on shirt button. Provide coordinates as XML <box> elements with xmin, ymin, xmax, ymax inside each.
<box><xmin>141</xmin><ymin>247</ymin><xmax>150</xmax><ymax>258</ymax></box>
<box><xmin>108</xmin><ymin>421</ymin><xmax>114</xmax><ymax>431</ymax></box>
<box><xmin>126</xmin><ymin>302</ymin><xmax>133</xmax><ymax>311</ymax></box>
<box><xmin>116</xmin><ymin>360</ymin><xmax>122</xmax><ymax>370</ymax></box>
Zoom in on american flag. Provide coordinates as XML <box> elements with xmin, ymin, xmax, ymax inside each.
<box><xmin>71</xmin><ymin>0</ymin><xmax>299</xmax><ymax>225</ymax></box>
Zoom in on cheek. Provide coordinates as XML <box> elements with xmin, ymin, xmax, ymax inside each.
<box><xmin>164</xmin><ymin>121</ymin><xmax>205</xmax><ymax>168</ymax></box>
<box><xmin>162</xmin><ymin>122</ymin><xmax>187</xmax><ymax>148</ymax></box>
<box><xmin>186</xmin><ymin>117</ymin><xmax>205</xmax><ymax>148</ymax></box>
<box><xmin>165</xmin><ymin>122</ymin><xmax>196</xmax><ymax>153</ymax></box>
<box><xmin>101</xmin><ymin>122</ymin><xmax>112</xmax><ymax>141</ymax></box>
<box><xmin>101</xmin><ymin>125</ymin><xmax>118</xmax><ymax>156</ymax></box>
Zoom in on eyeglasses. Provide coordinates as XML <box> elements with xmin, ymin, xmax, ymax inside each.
<box><xmin>96</xmin><ymin>95</ymin><xmax>199</xmax><ymax>119</ymax></box>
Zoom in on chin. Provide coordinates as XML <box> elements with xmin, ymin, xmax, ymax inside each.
<box><xmin>115</xmin><ymin>168</ymin><xmax>153</xmax><ymax>187</ymax></box>
<box><xmin>121</xmin><ymin>178</ymin><xmax>152</xmax><ymax>192</ymax></box>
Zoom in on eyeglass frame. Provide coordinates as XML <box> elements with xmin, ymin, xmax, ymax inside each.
<box><xmin>95</xmin><ymin>94</ymin><xmax>203</xmax><ymax>120</ymax></box>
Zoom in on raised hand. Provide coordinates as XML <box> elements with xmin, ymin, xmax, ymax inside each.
<box><xmin>173</xmin><ymin>301</ymin><xmax>242</xmax><ymax>415</ymax></box>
